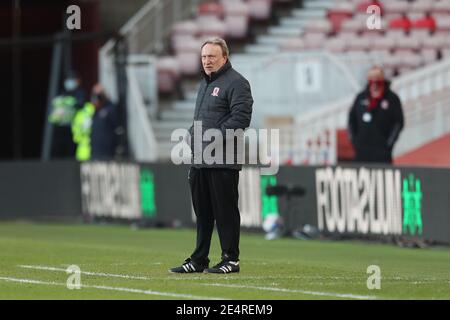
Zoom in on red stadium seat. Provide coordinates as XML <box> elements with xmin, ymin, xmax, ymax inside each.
<box><xmin>324</xmin><ymin>37</ymin><xmax>347</xmax><ymax>53</ymax></box>
<box><xmin>274</xmin><ymin>0</ymin><xmax>293</xmax><ymax>4</ymax></box>
<box><xmin>171</xmin><ymin>21</ymin><xmax>199</xmax><ymax>53</ymax></box>
<box><xmin>389</xmin><ymin>14</ymin><xmax>412</xmax><ymax>31</ymax></box>
<box><xmin>393</xmin><ymin>36</ymin><xmax>421</xmax><ymax>54</ymax></box>
<box><xmin>410</xmin><ymin>0</ymin><xmax>433</xmax><ymax>14</ymax></box>
<box><xmin>197</xmin><ymin>16</ymin><xmax>226</xmax><ymax>39</ymax></box>
<box><xmin>222</xmin><ymin>0</ymin><xmax>250</xmax><ymax>39</ymax></box>
<box><xmin>394</xmin><ymin>51</ymin><xmax>423</xmax><ymax>69</ymax></box>
<box><xmin>431</xmin><ymin>0</ymin><xmax>450</xmax><ymax>15</ymax></box>
<box><xmin>356</xmin><ymin>0</ymin><xmax>384</xmax><ymax>15</ymax></box>
<box><xmin>385</xmin><ymin>29</ymin><xmax>407</xmax><ymax>39</ymax></box>
<box><xmin>369</xmin><ymin>35</ymin><xmax>396</xmax><ymax>52</ymax></box>
<box><xmin>408</xmin><ymin>12</ymin><xmax>426</xmax><ymax>22</ymax></box>
<box><xmin>409</xmin><ymin>29</ymin><xmax>432</xmax><ymax>41</ymax></box>
<box><xmin>420</xmin><ymin>48</ymin><xmax>439</xmax><ymax>64</ymax></box>
<box><xmin>384</xmin><ymin>0</ymin><xmax>410</xmax><ymax>15</ymax></box>
<box><xmin>383</xmin><ymin>68</ymin><xmax>396</xmax><ymax>79</ymax></box>
<box><xmin>172</xmin><ymin>20</ymin><xmax>198</xmax><ymax>36</ymax></box>
<box><xmin>383</xmin><ymin>13</ymin><xmax>402</xmax><ymax>25</ymax></box>
<box><xmin>339</xmin><ymin>15</ymin><xmax>366</xmax><ymax>34</ymax></box>
<box><xmin>174</xmin><ymin>38</ymin><xmax>202</xmax><ymax>76</ymax></box>
<box><xmin>197</xmin><ymin>2</ymin><xmax>224</xmax><ymax>18</ymax></box>
<box><xmin>247</xmin><ymin>0</ymin><xmax>273</xmax><ymax>21</ymax></box>
<box><xmin>435</xmin><ymin>15</ymin><xmax>450</xmax><ymax>32</ymax></box>
<box><xmin>381</xmin><ymin>52</ymin><xmax>402</xmax><ymax>70</ymax></box>
<box><xmin>346</xmin><ymin>36</ymin><xmax>371</xmax><ymax>51</ymax></box>
<box><xmin>422</xmin><ymin>33</ymin><xmax>447</xmax><ymax>50</ymax></box>
<box><xmin>441</xmin><ymin>48</ymin><xmax>450</xmax><ymax>59</ymax></box>
<box><xmin>337</xmin><ymin>31</ymin><xmax>359</xmax><ymax>42</ymax></box>
<box><xmin>336</xmin><ymin>129</ymin><xmax>355</xmax><ymax>162</ymax></box>
<box><xmin>303</xmin><ymin>33</ymin><xmax>326</xmax><ymax>50</ymax></box>
<box><xmin>279</xmin><ymin>38</ymin><xmax>306</xmax><ymax>52</ymax></box>
<box><xmin>304</xmin><ymin>19</ymin><xmax>332</xmax><ymax>35</ymax></box>
<box><xmin>327</xmin><ymin>2</ymin><xmax>353</xmax><ymax>33</ymax></box>
<box><xmin>156</xmin><ymin>56</ymin><xmax>180</xmax><ymax>94</ymax></box>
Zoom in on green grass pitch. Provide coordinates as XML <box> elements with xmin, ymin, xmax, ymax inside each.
<box><xmin>0</xmin><ymin>222</ymin><xmax>449</xmax><ymax>300</ymax></box>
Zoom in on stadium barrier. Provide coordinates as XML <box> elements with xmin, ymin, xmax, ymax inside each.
<box><xmin>0</xmin><ymin>161</ymin><xmax>449</xmax><ymax>244</ymax></box>
<box><xmin>0</xmin><ymin>161</ymin><xmax>82</xmax><ymax>220</ymax></box>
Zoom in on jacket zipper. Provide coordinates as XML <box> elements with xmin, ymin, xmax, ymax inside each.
<box><xmin>195</xmin><ymin>81</ymin><xmax>210</xmax><ymax>120</ymax></box>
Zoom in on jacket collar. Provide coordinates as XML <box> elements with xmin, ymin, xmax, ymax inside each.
<box><xmin>202</xmin><ymin>60</ymin><xmax>232</xmax><ymax>83</ymax></box>
<box><xmin>364</xmin><ymin>80</ymin><xmax>391</xmax><ymax>98</ymax></box>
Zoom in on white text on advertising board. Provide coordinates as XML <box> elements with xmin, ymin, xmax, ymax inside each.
<box><xmin>316</xmin><ymin>167</ymin><xmax>402</xmax><ymax>235</ymax></box>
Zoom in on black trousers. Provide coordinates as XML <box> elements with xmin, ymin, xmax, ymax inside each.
<box><xmin>354</xmin><ymin>144</ymin><xmax>393</xmax><ymax>164</ymax></box>
<box><xmin>51</xmin><ymin>126</ymin><xmax>76</xmax><ymax>159</ymax></box>
<box><xmin>189</xmin><ymin>167</ymin><xmax>241</xmax><ymax>264</ymax></box>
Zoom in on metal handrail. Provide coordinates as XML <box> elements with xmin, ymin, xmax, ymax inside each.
<box><xmin>127</xmin><ymin>64</ymin><xmax>159</xmax><ymax>162</ymax></box>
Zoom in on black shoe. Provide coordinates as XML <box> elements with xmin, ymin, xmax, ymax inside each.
<box><xmin>204</xmin><ymin>260</ymin><xmax>240</xmax><ymax>274</ymax></box>
<box><xmin>168</xmin><ymin>258</ymin><xmax>208</xmax><ymax>273</ymax></box>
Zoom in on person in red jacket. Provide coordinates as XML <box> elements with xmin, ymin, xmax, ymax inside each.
<box><xmin>348</xmin><ymin>66</ymin><xmax>404</xmax><ymax>163</ymax></box>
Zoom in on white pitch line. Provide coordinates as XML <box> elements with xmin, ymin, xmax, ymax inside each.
<box><xmin>19</xmin><ymin>265</ymin><xmax>152</xmax><ymax>281</ymax></box>
<box><xmin>16</xmin><ymin>266</ymin><xmax>367</xmax><ymax>281</ymax></box>
<box><xmin>18</xmin><ymin>265</ymin><xmax>217</xmax><ymax>282</ymax></box>
<box><xmin>203</xmin><ymin>283</ymin><xmax>377</xmax><ymax>300</ymax></box>
<box><xmin>0</xmin><ymin>276</ymin><xmax>225</xmax><ymax>300</ymax></box>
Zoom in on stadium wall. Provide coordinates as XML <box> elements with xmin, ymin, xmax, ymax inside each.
<box><xmin>0</xmin><ymin>161</ymin><xmax>81</xmax><ymax>219</ymax></box>
<box><xmin>0</xmin><ymin>161</ymin><xmax>449</xmax><ymax>244</ymax></box>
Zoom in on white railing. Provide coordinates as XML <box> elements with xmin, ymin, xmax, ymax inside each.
<box><xmin>99</xmin><ymin>0</ymin><xmax>205</xmax><ymax>162</ymax></box>
<box><xmin>99</xmin><ymin>44</ymin><xmax>159</xmax><ymax>161</ymax></box>
<box><xmin>291</xmin><ymin>58</ymin><xmax>450</xmax><ymax>164</ymax></box>
<box><xmin>232</xmin><ymin>51</ymin><xmax>375</xmax><ymax>165</ymax></box>
<box><xmin>127</xmin><ymin>62</ymin><xmax>159</xmax><ymax>162</ymax></box>
<box><xmin>99</xmin><ymin>40</ymin><xmax>118</xmax><ymax>103</ymax></box>
<box><xmin>391</xmin><ymin>60</ymin><xmax>450</xmax><ymax>156</ymax></box>
<box><xmin>120</xmin><ymin>0</ymin><xmax>202</xmax><ymax>55</ymax></box>
<box><xmin>232</xmin><ymin>51</ymin><xmax>374</xmax><ymax>129</ymax></box>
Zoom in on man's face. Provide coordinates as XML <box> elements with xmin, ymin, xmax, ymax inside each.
<box><xmin>91</xmin><ymin>84</ymin><xmax>105</xmax><ymax>109</ymax></box>
<box><xmin>201</xmin><ymin>44</ymin><xmax>227</xmax><ymax>76</ymax></box>
<box><xmin>368</xmin><ymin>68</ymin><xmax>385</xmax><ymax>98</ymax></box>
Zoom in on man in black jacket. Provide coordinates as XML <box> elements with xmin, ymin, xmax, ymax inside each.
<box><xmin>348</xmin><ymin>66</ymin><xmax>404</xmax><ymax>163</ymax></box>
<box><xmin>170</xmin><ymin>38</ymin><xmax>253</xmax><ymax>274</ymax></box>
<box><xmin>90</xmin><ymin>84</ymin><xmax>119</xmax><ymax>160</ymax></box>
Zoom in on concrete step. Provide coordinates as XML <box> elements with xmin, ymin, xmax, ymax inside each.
<box><xmin>244</xmin><ymin>44</ymin><xmax>280</xmax><ymax>55</ymax></box>
<box><xmin>156</xmin><ymin>140</ymin><xmax>192</xmax><ymax>160</ymax></box>
<box><xmin>267</xmin><ymin>25</ymin><xmax>302</xmax><ymax>37</ymax></box>
<box><xmin>172</xmin><ymin>101</ymin><xmax>196</xmax><ymax>112</ymax></box>
<box><xmin>153</xmin><ymin>120</ymin><xmax>191</xmax><ymax>131</ymax></box>
<box><xmin>301</xmin><ymin>0</ymin><xmax>332</xmax><ymax>10</ymax></box>
<box><xmin>153</xmin><ymin>120</ymin><xmax>191</xmax><ymax>139</ymax></box>
<box><xmin>291</xmin><ymin>9</ymin><xmax>327</xmax><ymax>19</ymax></box>
<box><xmin>160</xmin><ymin>109</ymin><xmax>193</xmax><ymax>122</ymax></box>
<box><xmin>184</xmin><ymin>90</ymin><xmax>198</xmax><ymax>101</ymax></box>
<box><xmin>279</xmin><ymin>17</ymin><xmax>310</xmax><ymax>28</ymax></box>
<box><xmin>257</xmin><ymin>35</ymin><xmax>294</xmax><ymax>46</ymax></box>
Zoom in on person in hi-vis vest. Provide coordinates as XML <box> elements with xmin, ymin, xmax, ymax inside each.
<box><xmin>72</xmin><ymin>102</ymin><xmax>95</xmax><ymax>161</ymax></box>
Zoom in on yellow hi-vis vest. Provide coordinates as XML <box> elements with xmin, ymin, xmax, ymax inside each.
<box><xmin>49</xmin><ymin>95</ymin><xmax>77</xmax><ymax>125</ymax></box>
<box><xmin>72</xmin><ymin>102</ymin><xmax>95</xmax><ymax>161</ymax></box>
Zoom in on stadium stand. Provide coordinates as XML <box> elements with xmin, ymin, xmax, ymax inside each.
<box><xmin>156</xmin><ymin>0</ymin><xmax>450</xmax><ymax>91</ymax></box>
<box><xmin>100</xmin><ymin>0</ymin><xmax>450</xmax><ymax>166</ymax></box>
<box><xmin>394</xmin><ymin>132</ymin><xmax>450</xmax><ymax>166</ymax></box>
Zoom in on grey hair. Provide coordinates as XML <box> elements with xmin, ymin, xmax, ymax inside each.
<box><xmin>368</xmin><ymin>65</ymin><xmax>385</xmax><ymax>76</ymax></box>
<box><xmin>201</xmin><ymin>38</ymin><xmax>229</xmax><ymax>58</ymax></box>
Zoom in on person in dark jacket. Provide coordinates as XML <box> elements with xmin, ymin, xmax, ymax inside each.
<box><xmin>90</xmin><ymin>84</ymin><xmax>119</xmax><ymax>160</ymax></box>
<box><xmin>49</xmin><ymin>70</ymin><xmax>86</xmax><ymax>158</ymax></box>
<box><xmin>348</xmin><ymin>66</ymin><xmax>404</xmax><ymax>163</ymax></box>
<box><xmin>170</xmin><ymin>38</ymin><xmax>253</xmax><ymax>275</ymax></box>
